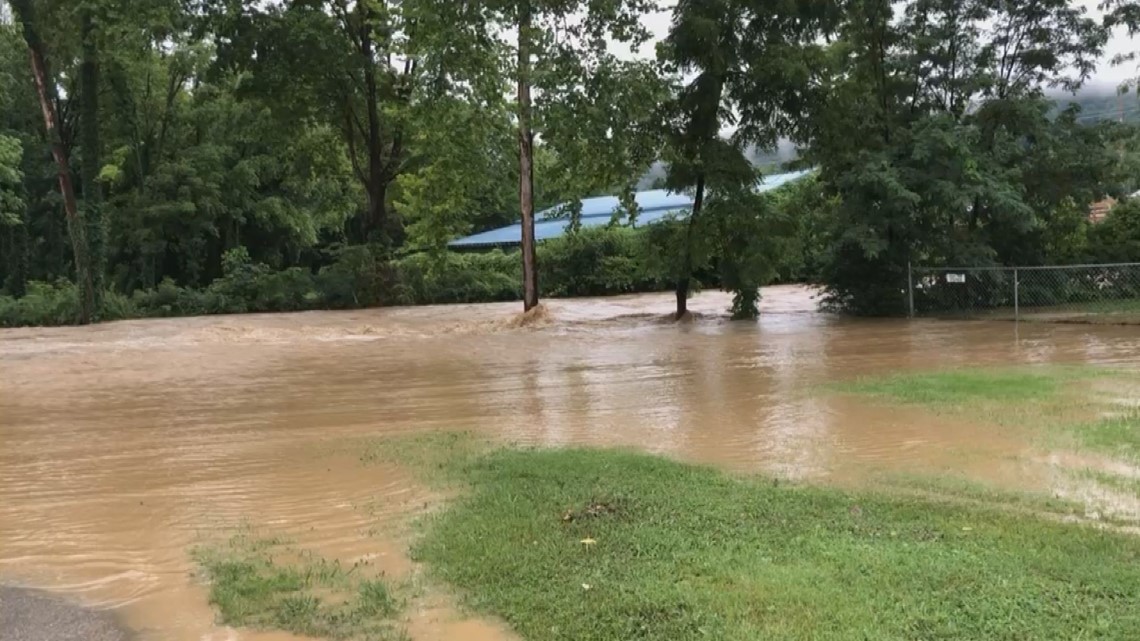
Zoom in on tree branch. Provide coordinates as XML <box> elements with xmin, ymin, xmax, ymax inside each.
<box><xmin>331</xmin><ymin>0</ymin><xmax>363</xmax><ymax>51</ymax></box>
<box><xmin>346</xmin><ymin>99</ymin><xmax>368</xmax><ymax>141</ymax></box>
<box><xmin>155</xmin><ymin>70</ymin><xmax>187</xmax><ymax>165</ymax></box>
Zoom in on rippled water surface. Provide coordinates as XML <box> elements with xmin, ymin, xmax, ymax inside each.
<box><xmin>3</xmin><ymin>285</ymin><xmax>1139</xmax><ymax>640</ymax></box>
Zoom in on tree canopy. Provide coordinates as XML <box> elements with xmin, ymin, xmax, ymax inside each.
<box><xmin>0</xmin><ymin>0</ymin><xmax>1136</xmax><ymax>325</ymax></box>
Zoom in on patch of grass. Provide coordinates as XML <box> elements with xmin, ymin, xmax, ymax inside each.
<box><xmin>1084</xmin><ymin>297</ymin><xmax>1140</xmax><ymax>313</ymax></box>
<box><xmin>1032</xmin><ymin>298</ymin><xmax>1140</xmax><ymax>316</ymax></box>
<box><xmin>414</xmin><ymin>447</ymin><xmax>1140</xmax><ymax>641</ymax></box>
<box><xmin>195</xmin><ymin>533</ymin><xmax>405</xmax><ymax>640</ymax></box>
<box><xmin>1080</xmin><ymin>469</ymin><xmax>1140</xmax><ymax>497</ymax></box>
<box><xmin>868</xmin><ymin>472</ymin><xmax>1087</xmax><ymax>516</ymax></box>
<box><xmin>1075</xmin><ymin>411</ymin><xmax>1140</xmax><ymax>459</ymax></box>
<box><xmin>839</xmin><ymin>368</ymin><xmax>1068</xmax><ymax>405</ymax></box>
<box><xmin>1064</xmin><ymin>467</ymin><xmax>1140</xmax><ymax>524</ymax></box>
<box><xmin>359</xmin><ymin>431</ymin><xmax>484</xmax><ymax>487</ymax></box>
<box><xmin>838</xmin><ymin>365</ymin><xmax>1140</xmax><ymax>451</ymax></box>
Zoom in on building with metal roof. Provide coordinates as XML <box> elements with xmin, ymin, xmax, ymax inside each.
<box><xmin>449</xmin><ymin>168</ymin><xmax>814</xmax><ymax>248</ymax></box>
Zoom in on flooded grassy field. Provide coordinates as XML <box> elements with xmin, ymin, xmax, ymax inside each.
<box><xmin>2</xmin><ymin>285</ymin><xmax>1139</xmax><ymax>640</ymax></box>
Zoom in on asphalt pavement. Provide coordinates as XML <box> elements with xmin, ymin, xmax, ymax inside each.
<box><xmin>0</xmin><ymin>587</ymin><xmax>129</xmax><ymax>641</ymax></box>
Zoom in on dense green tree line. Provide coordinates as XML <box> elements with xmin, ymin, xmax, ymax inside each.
<box><xmin>1</xmin><ymin>0</ymin><xmax>1139</xmax><ymax>326</ymax></box>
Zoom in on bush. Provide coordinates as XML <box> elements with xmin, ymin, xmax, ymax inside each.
<box><xmin>100</xmin><ymin>289</ymin><xmax>139</xmax><ymax>321</ymax></box>
<box><xmin>316</xmin><ymin>245</ymin><xmax>390</xmax><ymax>308</ymax></box>
<box><xmin>0</xmin><ymin>279</ymin><xmax>80</xmax><ymax>327</ymax></box>
<box><xmin>0</xmin><ymin>225</ymin><xmax>739</xmax><ymax>327</ymax></box>
<box><xmin>820</xmin><ymin>241</ymin><xmax>911</xmax><ymax>316</ymax></box>
<box><xmin>394</xmin><ymin>250</ymin><xmax>521</xmax><ymax>304</ymax></box>
<box><xmin>1088</xmin><ymin>199</ymin><xmax>1140</xmax><ymax>263</ymax></box>
<box><xmin>538</xmin><ymin>226</ymin><xmax>663</xmax><ymax>297</ymax></box>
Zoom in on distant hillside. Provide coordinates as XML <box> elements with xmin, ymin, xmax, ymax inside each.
<box><xmin>633</xmin><ymin>91</ymin><xmax>1138</xmax><ymax>192</ymax></box>
<box><xmin>1051</xmin><ymin>90</ymin><xmax>1140</xmax><ymax>123</ymax></box>
<box><xmin>636</xmin><ymin>140</ymin><xmax>799</xmax><ymax>190</ymax></box>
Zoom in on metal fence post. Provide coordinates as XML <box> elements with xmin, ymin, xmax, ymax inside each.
<box><xmin>1013</xmin><ymin>267</ymin><xmax>1019</xmax><ymax>322</ymax></box>
<box><xmin>907</xmin><ymin>261</ymin><xmax>915</xmax><ymax>318</ymax></box>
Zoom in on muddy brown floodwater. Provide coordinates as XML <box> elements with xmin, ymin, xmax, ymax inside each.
<box><xmin>3</xmin><ymin>285</ymin><xmax>1140</xmax><ymax>640</ymax></box>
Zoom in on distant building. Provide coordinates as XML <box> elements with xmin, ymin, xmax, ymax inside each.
<box><xmin>1089</xmin><ymin>197</ymin><xmax>1117</xmax><ymax>224</ymax></box>
<box><xmin>449</xmin><ymin>169</ymin><xmax>814</xmax><ymax>249</ymax></box>
<box><xmin>1089</xmin><ymin>190</ymin><xmax>1140</xmax><ymax>223</ymax></box>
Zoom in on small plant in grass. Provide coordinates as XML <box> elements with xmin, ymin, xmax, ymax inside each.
<box><xmin>194</xmin><ymin>533</ymin><xmax>406</xmax><ymax>641</ymax></box>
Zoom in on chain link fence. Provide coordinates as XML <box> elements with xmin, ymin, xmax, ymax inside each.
<box><xmin>909</xmin><ymin>262</ymin><xmax>1140</xmax><ymax>323</ymax></box>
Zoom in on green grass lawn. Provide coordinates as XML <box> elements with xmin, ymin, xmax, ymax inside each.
<box><xmin>412</xmin><ymin>445</ymin><xmax>1140</xmax><ymax>641</ymax></box>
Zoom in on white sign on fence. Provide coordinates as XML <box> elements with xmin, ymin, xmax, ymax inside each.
<box><xmin>946</xmin><ymin>273</ymin><xmax>966</xmax><ymax>284</ymax></box>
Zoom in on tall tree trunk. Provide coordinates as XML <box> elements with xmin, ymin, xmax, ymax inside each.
<box><xmin>517</xmin><ymin>2</ymin><xmax>539</xmax><ymax>311</ymax></box>
<box><xmin>11</xmin><ymin>0</ymin><xmax>94</xmax><ymax>324</ymax></box>
<box><xmin>80</xmin><ymin>9</ymin><xmax>105</xmax><ymax>313</ymax></box>
<box><xmin>367</xmin><ymin>178</ymin><xmax>387</xmax><ymax>240</ymax></box>
<box><xmin>364</xmin><ymin>76</ymin><xmax>386</xmax><ymax>238</ymax></box>
<box><xmin>675</xmin><ymin>174</ymin><xmax>705</xmax><ymax>320</ymax></box>
<box><xmin>360</xmin><ymin>6</ymin><xmax>386</xmax><ymax>241</ymax></box>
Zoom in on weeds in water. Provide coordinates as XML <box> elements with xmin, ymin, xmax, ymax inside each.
<box><xmin>411</xmin><ymin>446</ymin><xmax>1140</xmax><ymax>641</ymax></box>
<box><xmin>194</xmin><ymin>533</ymin><xmax>406</xmax><ymax>640</ymax></box>
<box><xmin>358</xmin><ymin>431</ymin><xmax>485</xmax><ymax>488</ymax></box>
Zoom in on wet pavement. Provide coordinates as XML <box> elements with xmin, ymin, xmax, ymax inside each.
<box><xmin>0</xmin><ymin>587</ymin><xmax>129</xmax><ymax>641</ymax></box>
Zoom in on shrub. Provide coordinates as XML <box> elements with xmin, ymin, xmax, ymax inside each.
<box><xmin>538</xmin><ymin>226</ymin><xmax>662</xmax><ymax>297</ymax></box>
<box><xmin>247</xmin><ymin>267</ymin><xmax>318</xmax><ymax>312</ymax></box>
<box><xmin>1088</xmin><ymin>199</ymin><xmax>1140</xmax><ymax>263</ymax></box>
<box><xmin>316</xmin><ymin>245</ymin><xmax>389</xmax><ymax>308</ymax></box>
<box><xmin>819</xmin><ymin>241</ymin><xmax>911</xmax><ymax>316</ymax></box>
<box><xmin>0</xmin><ymin>223</ymin><xmax>776</xmax><ymax>327</ymax></box>
<box><xmin>0</xmin><ymin>279</ymin><xmax>80</xmax><ymax>327</ymax></box>
<box><xmin>394</xmin><ymin>250</ymin><xmax>521</xmax><ymax>304</ymax></box>
<box><xmin>100</xmin><ymin>290</ymin><xmax>139</xmax><ymax>321</ymax></box>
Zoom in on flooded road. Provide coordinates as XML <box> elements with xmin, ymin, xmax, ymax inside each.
<box><xmin>3</xmin><ymin>285</ymin><xmax>1140</xmax><ymax>640</ymax></box>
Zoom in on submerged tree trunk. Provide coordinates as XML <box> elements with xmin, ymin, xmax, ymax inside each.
<box><xmin>675</xmin><ymin>174</ymin><xmax>705</xmax><ymax>320</ymax></box>
<box><xmin>80</xmin><ymin>9</ymin><xmax>105</xmax><ymax>313</ymax></box>
<box><xmin>517</xmin><ymin>2</ymin><xmax>539</xmax><ymax>311</ymax></box>
<box><xmin>12</xmin><ymin>0</ymin><xmax>94</xmax><ymax>324</ymax></box>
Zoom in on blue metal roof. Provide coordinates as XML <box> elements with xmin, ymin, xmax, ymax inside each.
<box><xmin>536</xmin><ymin>189</ymin><xmax>693</xmax><ymax>221</ymax></box>
<box><xmin>449</xmin><ymin>169</ymin><xmax>813</xmax><ymax>248</ymax></box>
